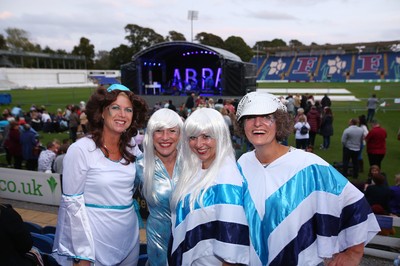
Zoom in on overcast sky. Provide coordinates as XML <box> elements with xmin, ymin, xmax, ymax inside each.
<box><xmin>1</xmin><ymin>0</ymin><xmax>399</xmax><ymax>53</ymax></box>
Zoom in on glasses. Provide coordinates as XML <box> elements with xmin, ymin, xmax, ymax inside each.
<box><xmin>188</xmin><ymin>134</ymin><xmax>213</xmax><ymax>142</ymax></box>
<box><xmin>245</xmin><ymin>114</ymin><xmax>275</xmax><ymax>124</ymax></box>
<box><xmin>108</xmin><ymin>105</ymin><xmax>133</xmax><ymax>116</ymax></box>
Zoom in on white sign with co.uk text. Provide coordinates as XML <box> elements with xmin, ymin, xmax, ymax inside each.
<box><xmin>0</xmin><ymin>168</ymin><xmax>61</xmax><ymax>206</ymax></box>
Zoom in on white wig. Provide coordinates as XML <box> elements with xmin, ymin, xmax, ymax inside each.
<box><xmin>171</xmin><ymin>108</ymin><xmax>236</xmax><ymax>211</ymax></box>
<box><xmin>142</xmin><ymin>109</ymin><xmax>184</xmax><ymax>205</ymax></box>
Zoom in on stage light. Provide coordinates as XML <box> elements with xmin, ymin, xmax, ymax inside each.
<box><xmin>144</xmin><ymin>62</ymin><xmax>147</xmax><ymax>66</ymax></box>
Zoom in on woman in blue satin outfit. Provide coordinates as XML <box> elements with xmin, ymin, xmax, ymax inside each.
<box><xmin>141</xmin><ymin>108</ymin><xmax>183</xmax><ymax>265</ymax></box>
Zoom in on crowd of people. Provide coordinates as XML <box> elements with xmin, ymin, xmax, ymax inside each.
<box><xmin>2</xmin><ymin>85</ymin><xmax>399</xmax><ymax>265</ymax></box>
<box><xmin>0</xmin><ymin>99</ymin><xmax>90</xmax><ymax>173</ymax></box>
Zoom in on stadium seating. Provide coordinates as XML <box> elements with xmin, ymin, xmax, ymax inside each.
<box><xmin>254</xmin><ymin>51</ymin><xmax>399</xmax><ymax>82</ymax></box>
<box><xmin>42</xmin><ymin>225</ymin><xmax>57</xmax><ymax>235</ymax></box>
<box><xmin>24</xmin><ymin>221</ymin><xmax>43</xmax><ymax>234</ymax></box>
<box><xmin>31</xmin><ymin>232</ymin><xmax>54</xmax><ymax>254</ymax></box>
<box><xmin>90</xmin><ymin>76</ymin><xmax>120</xmax><ymax>85</ymax></box>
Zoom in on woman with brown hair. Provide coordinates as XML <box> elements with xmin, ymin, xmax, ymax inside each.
<box><xmin>53</xmin><ymin>84</ymin><xmax>148</xmax><ymax>266</ymax></box>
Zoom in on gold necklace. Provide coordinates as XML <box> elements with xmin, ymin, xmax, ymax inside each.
<box><xmin>103</xmin><ymin>144</ymin><xmax>119</xmax><ymax>154</ymax></box>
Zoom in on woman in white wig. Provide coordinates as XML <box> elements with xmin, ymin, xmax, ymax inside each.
<box><xmin>169</xmin><ymin>108</ymin><xmax>249</xmax><ymax>265</ymax></box>
<box><xmin>141</xmin><ymin>108</ymin><xmax>183</xmax><ymax>265</ymax></box>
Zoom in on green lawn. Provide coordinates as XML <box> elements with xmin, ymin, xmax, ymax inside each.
<box><xmin>0</xmin><ymin>83</ymin><xmax>399</xmax><ymax>184</ymax></box>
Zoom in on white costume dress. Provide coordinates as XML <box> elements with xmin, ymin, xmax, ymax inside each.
<box><xmin>238</xmin><ymin>148</ymin><xmax>380</xmax><ymax>266</ymax></box>
<box><xmin>53</xmin><ymin>136</ymin><xmax>141</xmax><ymax>265</ymax></box>
<box><xmin>169</xmin><ymin>158</ymin><xmax>250</xmax><ymax>266</ymax></box>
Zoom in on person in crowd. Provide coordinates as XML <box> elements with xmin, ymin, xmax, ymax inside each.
<box><xmin>321</xmin><ymin>93</ymin><xmax>332</xmax><ymax>108</ymax></box>
<box><xmin>37</xmin><ymin>139</ymin><xmax>60</xmax><ymax>173</ymax></box>
<box><xmin>41</xmin><ymin>109</ymin><xmax>53</xmax><ymax>133</ymax></box>
<box><xmin>293</xmin><ymin>93</ymin><xmax>301</xmax><ymax>114</ymax></box>
<box><xmin>214</xmin><ymin>98</ymin><xmax>224</xmax><ymax>112</ymax></box>
<box><xmin>285</xmin><ymin>94</ymin><xmax>295</xmax><ymax>116</ymax></box>
<box><xmin>11</xmin><ymin>104</ymin><xmax>23</xmax><ymax>119</ymax></box>
<box><xmin>207</xmin><ymin>97</ymin><xmax>215</xmax><ymax>109</ymax></box>
<box><xmin>306</xmin><ymin>105</ymin><xmax>320</xmax><ymax>148</ymax></box>
<box><xmin>52</xmin><ymin>84</ymin><xmax>148</xmax><ymax>266</ymax></box>
<box><xmin>294</xmin><ymin>107</ymin><xmax>304</xmax><ymax>123</ymax></box>
<box><xmin>341</xmin><ymin>118</ymin><xmax>364</xmax><ymax>179</ymax></box>
<box><xmin>365</xmin><ymin>119</ymin><xmax>387</xmax><ymax>169</ymax></box>
<box><xmin>68</xmin><ymin>105</ymin><xmax>80</xmax><ymax>142</ymax></box>
<box><xmin>319</xmin><ymin>106</ymin><xmax>334</xmax><ymax>150</ymax></box>
<box><xmin>2</xmin><ymin>118</ymin><xmax>13</xmax><ymax>167</ymax></box>
<box><xmin>184</xmin><ymin>92</ymin><xmax>195</xmax><ymax>114</ymax></box>
<box><xmin>358</xmin><ymin>114</ymin><xmax>369</xmax><ymax>173</ymax></box>
<box><xmin>53</xmin><ymin>108</ymin><xmax>65</xmax><ymax>132</ymax></box>
<box><xmin>169</xmin><ymin>108</ymin><xmax>249</xmax><ymax>265</ymax></box>
<box><xmin>236</xmin><ymin>91</ymin><xmax>380</xmax><ymax>266</ymax></box>
<box><xmin>140</xmin><ymin>108</ymin><xmax>183</xmax><ymax>266</ymax></box>
<box><xmin>223</xmin><ymin>98</ymin><xmax>236</xmax><ymax>114</ymax></box>
<box><xmin>0</xmin><ymin>203</ymin><xmax>42</xmax><ymax>266</ymax></box>
<box><xmin>389</xmin><ymin>173</ymin><xmax>400</xmax><ymax>216</ymax></box>
<box><xmin>364</xmin><ymin>173</ymin><xmax>392</xmax><ymax>215</ymax></box>
<box><xmin>4</xmin><ymin>121</ymin><xmax>23</xmax><ymax>169</ymax></box>
<box><xmin>20</xmin><ymin>123</ymin><xmax>40</xmax><ymax>171</ymax></box>
<box><xmin>364</xmin><ymin>165</ymin><xmax>388</xmax><ymax>191</ymax></box>
<box><xmin>293</xmin><ymin>114</ymin><xmax>310</xmax><ymax>150</ymax></box>
<box><xmin>167</xmin><ymin>99</ymin><xmax>177</xmax><ymax>112</ymax></box>
<box><xmin>314</xmin><ymin>100</ymin><xmax>323</xmax><ymax>114</ymax></box>
<box><xmin>366</xmin><ymin>94</ymin><xmax>379</xmax><ymax>122</ymax></box>
<box><xmin>52</xmin><ymin>142</ymin><xmax>70</xmax><ymax>174</ymax></box>
<box><xmin>220</xmin><ymin>107</ymin><xmax>232</xmax><ymax>131</ymax></box>
<box><xmin>79</xmin><ymin>107</ymin><xmax>88</xmax><ymax>135</ymax></box>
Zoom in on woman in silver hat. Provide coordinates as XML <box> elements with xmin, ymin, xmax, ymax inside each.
<box><xmin>236</xmin><ymin>91</ymin><xmax>379</xmax><ymax>266</ymax></box>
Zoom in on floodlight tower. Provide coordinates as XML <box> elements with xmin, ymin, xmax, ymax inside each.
<box><xmin>188</xmin><ymin>10</ymin><xmax>199</xmax><ymax>42</ymax></box>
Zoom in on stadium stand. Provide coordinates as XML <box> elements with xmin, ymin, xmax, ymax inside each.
<box><xmin>90</xmin><ymin>75</ymin><xmax>120</xmax><ymax>85</ymax></box>
<box><xmin>251</xmin><ymin>51</ymin><xmax>400</xmax><ymax>82</ymax></box>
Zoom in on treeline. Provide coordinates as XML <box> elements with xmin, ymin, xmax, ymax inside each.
<box><xmin>0</xmin><ymin>25</ymin><xmax>307</xmax><ymax>69</ymax></box>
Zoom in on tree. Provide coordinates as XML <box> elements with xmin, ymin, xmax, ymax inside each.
<box><xmin>94</xmin><ymin>50</ymin><xmax>111</xmax><ymax>69</ymax></box>
<box><xmin>5</xmin><ymin>27</ymin><xmax>39</xmax><ymax>52</ymax></box>
<box><xmin>224</xmin><ymin>36</ymin><xmax>253</xmax><ymax>62</ymax></box>
<box><xmin>253</xmin><ymin>39</ymin><xmax>287</xmax><ymax>50</ymax></box>
<box><xmin>124</xmin><ymin>24</ymin><xmax>165</xmax><ymax>54</ymax></box>
<box><xmin>165</xmin><ymin>31</ymin><xmax>186</xmax><ymax>42</ymax></box>
<box><xmin>72</xmin><ymin>37</ymin><xmax>95</xmax><ymax>69</ymax></box>
<box><xmin>109</xmin><ymin>44</ymin><xmax>134</xmax><ymax>70</ymax></box>
<box><xmin>289</xmin><ymin>39</ymin><xmax>303</xmax><ymax>47</ymax></box>
<box><xmin>195</xmin><ymin>32</ymin><xmax>225</xmax><ymax>49</ymax></box>
<box><xmin>0</xmin><ymin>34</ymin><xmax>7</xmax><ymax>50</ymax></box>
<box><xmin>42</xmin><ymin>46</ymin><xmax>56</xmax><ymax>54</ymax></box>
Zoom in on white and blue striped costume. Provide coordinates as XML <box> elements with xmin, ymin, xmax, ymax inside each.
<box><xmin>52</xmin><ymin>137</ymin><xmax>141</xmax><ymax>266</ymax></box>
<box><xmin>238</xmin><ymin>148</ymin><xmax>380</xmax><ymax>266</ymax></box>
<box><xmin>169</xmin><ymin>159</ymin><xmax>250</xmax><ymax>265</ymax></box>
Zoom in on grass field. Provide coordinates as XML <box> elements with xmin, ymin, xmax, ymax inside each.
<box><xmin>0</xmin><ymin>82</ymin><xmax>399</xmax><ymax>185</ymax></box>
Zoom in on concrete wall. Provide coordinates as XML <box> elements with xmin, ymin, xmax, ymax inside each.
<box><xmin>0</xmin><ymin>68</ymin><xmax>98</xmax><ymax>90</ymax></box>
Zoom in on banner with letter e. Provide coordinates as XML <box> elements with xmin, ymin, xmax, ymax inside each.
<box><xmin>0</xmin><ymin>167</ymin><xmax>61</xmax><ymax>206</ymax></box>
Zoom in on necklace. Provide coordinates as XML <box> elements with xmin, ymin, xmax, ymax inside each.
<box><xmin>102</xmin><ymin>144</ymin><xmax>119</xmax><ymax>154</ymax></box>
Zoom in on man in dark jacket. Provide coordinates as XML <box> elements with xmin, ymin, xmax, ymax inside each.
<box><xmin>20</xmin><ymin>124</ymin><xmax>39</xmax><ymax>171</ymax></box>
<box><xmin>321</xmin><ymin>94</ymin><xmax>331</xmax><ymax>108</ymax></box>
